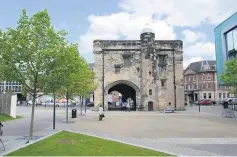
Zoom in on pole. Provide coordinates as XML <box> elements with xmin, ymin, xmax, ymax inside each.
<box><xmin>213</xmin><ymin>73</ymin><xmax>216</xmax><ymax>103</ymax></box>
<box><xmin>102</xmin><ymin>51</ymin><xmax>105</xmax><ymax>110</ymax></box>
<box><xmin>199</xmin><ymin>102</ymin><xmax>200</xmax><ymax>112</ymax></box>
<box><xmin>172</xmin><ymin>49</ymin><xmax>177</xmax><ymax>109</ymax></box>
<box><xmin>53</xmin><ymin>92</ymin><xmax>56</xmax><ymax>129</ymax></box>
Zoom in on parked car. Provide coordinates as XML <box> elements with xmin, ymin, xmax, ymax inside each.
<box><xmin>198</xmin><ymin>100</ymin><xmax>213</xmax><ymax>105</ymax></box>
<box><xmin>221</xmin><ymin>98</ymin><xmax>237</xmax><ymax>105</ymax></box>
<box><xmin>87</xmin><ymin>102</ymin><xmax>94</xmax><ymax>107</ymax></box>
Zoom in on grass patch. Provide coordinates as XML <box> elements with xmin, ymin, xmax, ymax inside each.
<box><xmin>6</xmin><ymin>131</ymin><xmax>172</xmax><ymax>156</ymax></box>
<box><xmin>0</xmin><ymin>114</ymin><xmax>22</xmax><ymax>122</ymax></box>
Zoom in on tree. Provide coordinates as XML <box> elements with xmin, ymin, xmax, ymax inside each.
<box><xmin>57</xmin><ymin>44</ymin><xmax>97</xmax><ymax>123</ymax></box>
<box><xmin>0</xmin><ymin>9</ymin><xmax>67</xmax><ymax>140</ymax></box>
<box><xmin>220</xmin><ymin>58</ymin><xmax>237</xmax><ymax>94</ymax></box>
<box><xmin>42</xmin><ymin>35</ymin><xmax>68</xmax><ymax>129</ymax></box>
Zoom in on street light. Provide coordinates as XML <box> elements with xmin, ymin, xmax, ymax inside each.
<box><xmin>102</xmin><ymin>51</ymin><xmax>105</xmax><ymax>110</ymax></box>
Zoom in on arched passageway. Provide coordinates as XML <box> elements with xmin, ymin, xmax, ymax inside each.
<box><xmin>107</xmin><ymin>83</ymin><xmax>136</xmax><ymax>111</ymax></box>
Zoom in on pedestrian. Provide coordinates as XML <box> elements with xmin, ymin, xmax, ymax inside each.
<box><xmin>98</xmin><ymin>105</ymin><xmax>104</xmax><ymax>121</ymax></box>
<box><xmin>126</xmin><ymin>101</ymin><xmax>130</xmax><ymax>112</ymax></box>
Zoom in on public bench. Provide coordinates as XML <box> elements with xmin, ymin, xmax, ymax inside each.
<box><xmin>163</xmin><ymin>107</ymin><xmax>175</xmax><ymax>113</ymax></box>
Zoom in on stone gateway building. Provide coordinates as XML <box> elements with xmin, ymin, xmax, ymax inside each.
<box><xmin>93</xmin><ymin>28</ymin><xmax>184</xmax><ymax>111</ymax></box>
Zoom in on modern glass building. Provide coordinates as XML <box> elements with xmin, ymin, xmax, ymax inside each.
<box><xmin>215</xmin><ymin>12</ymin><xmax>237</xmax><ymax>85</ymax></box>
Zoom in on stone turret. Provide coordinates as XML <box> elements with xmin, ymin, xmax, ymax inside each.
<box><xmin>140</xmin><ymin>27</ymin><xmax>155</xmax><ymax>59</ymax></box>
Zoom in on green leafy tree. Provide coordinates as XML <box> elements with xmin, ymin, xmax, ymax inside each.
<box><xmin>0</xmin><ymin>9</ymin><xmax>67</xmax><ymax>140</ymax></box>
<box><xmin>57</xmin><ymin>44</ymin><xmax>97</xmax><ymax>123</ymax></box>
<box><xmin>220</xmin><ymin>58</ymin><xmax>237</xmax><ymax>94</ymax></box>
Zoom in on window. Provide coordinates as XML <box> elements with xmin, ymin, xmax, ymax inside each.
<box><xmin>185</xmin><ymin>76</ymin><xmax>187</xmax><ymax>82</ymax></box>
<box><xmin>158</xmin><ymin>55</ymin><xmax>167</xmax><ymax>66</ymax></box>
<box><xmin>189</xmin><ymin>76</ymin><xmax>191</xmax><ymax>81</ymax></box>
<box><xmin>227</xmin><ymin>93</ymin><xmax>230</xmax><ymax>98</ymax></box>
<box><xmin>208</xmin><ymin>93</ymin><xmax>212</xmax><ymax>99</ymax></box>
<box><xmin>207</xmin><ymin>75</ymin><xmax>211</xmax><ymax>80</ymax></box>
<box><xmin>226</xmin><ymin>31</ymin><xmax>234</xmax><ymax>51</ymax></box>
<box><xmin>219</xmin><ymin>93</ymin><xmax>221</xmax><ymax>98</ymax></box>
<box><xmin>115</xmin><ymin>66</ymin><xmax>121</xmax><ymax>74</ymax></box>
<box><xmin>234</xmin><ymin>28</ymin><xmax>237</xmax><ymax>50</ymax></box>
<box><xmin>123</xmin><ymin>55</ymin><xmax>131</xmax><ymax>67</ymax></box>
<box><xmin>161</xmin><ymin>80</ymin><xmax>166</xmax><ymax>88</ymax></box>
<box><xmin>161</xmin><ymin>81</ymin><xmax>164</xmax><ymax>87</ymax></box>
<box><xmin>159</xmin><ymin>66</ymin><xmax>166</xmax><ymax>72</ymax></box>
<box><xmin>194</xmin><ymin>84</ymin><xmax>197</xmax><ymax>89</ymax></box>
<box><xmin>149</xmin><ymin>89</ymin><xmax>152</xmax><ymax>95</ymax></box>
<box><xmin>202</xmin><ymin>75</ymin><xmax>206</xmax><ymax>80</ymax></box>
<box><xmin>137</xmin><ymin>67</ymin><xmax>140</xmax><ymax>72</ymax></box>
<box><xmin>226</xmin><ymin>27</ymin><xmax>237</xmax><ymax>52</ymax></box>
<box><xmin>193</xmin><ymin>75</ymin><xmax>196</xmax><ymax>81</ymax></box>
<box><xmin>223</xmin><ymin>93</ymin><xmax>226</xmax><ymax>98</ymax></box>
<box><xmin>203</xmin><ymin>93</ymin><xmax>206</xmax><ymax>99</ymax></box>
<box><xmin>202</xmin><ymin>83</ymin><xmax>206</xmax><ymax>89</ymax></box>
<box><xmin>208</xmin><ymin>83</ymin><xmax>212</xmax><ymax>89</ymax></box>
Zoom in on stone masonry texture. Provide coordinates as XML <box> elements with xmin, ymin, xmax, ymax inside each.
<box><xmin>93</xmin><ymin>30</ymin><xmax>184</xmax><ymax>111</ymax></box>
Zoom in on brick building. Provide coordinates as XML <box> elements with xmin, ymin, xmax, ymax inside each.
<box><xmin>184</xmin><ymin>60</ymin><xmax>231</xmax><ymax>105</ymax></box>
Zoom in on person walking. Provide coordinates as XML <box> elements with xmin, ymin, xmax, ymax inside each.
<box><xmin>98</xmin><ymin>105</ymin><xmax>104</xmax><ymax>121</ymax></box>
<box><xmin>126</xmin><ymin>101</ymin><xmax>130</xmax><ymax>112</ymax></box>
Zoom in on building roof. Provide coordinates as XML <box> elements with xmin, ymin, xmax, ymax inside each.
<box><xmin>185</xmin><ymin>60</ymin><xmax>216</xmax><ymax>73</ymax></box>
<box><xmin>88</xmin><ymin>63</ymin><xmax>94</xmax><ymax>69</ymax></box>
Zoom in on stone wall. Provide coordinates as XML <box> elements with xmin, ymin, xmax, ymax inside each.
<box><xmin>93</xmin><ymin>37</ymin><xmax>184</xmax><ymax>111</ymax></box>
<box><xmin>0</xmin><ymin>93</ymin><xmax>12</xmax><ymax>115</ymax></box>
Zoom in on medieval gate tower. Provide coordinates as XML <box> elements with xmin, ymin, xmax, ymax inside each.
<box><xmin>93</xmin><ymin>27</ymin><xmax>184</xmax><ymax>111</ymax></box>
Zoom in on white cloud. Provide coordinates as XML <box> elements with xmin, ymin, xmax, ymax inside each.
<box><xmin>184</xmin><ymin>42</ymin><xmax>215</xmax><ymax>58</ymax></box>
<box><xmin>118</xmin><ymin>0</ymin><xmax>237</xmax><ymax>27</ymax></box>
<box><xmin>183</xmin><ymin>57</ymin><xmax>203</xmax><ymax>69</ymax></box>
<box><xmin>79</xmin><ymin>0</ymin><xmax>235</xmax><ymax>65</ymax></box>
<box><xmin>79</xmin><ymin>12</ymin><xmax>176</xmax><ymax>54</ymax></box>
<box><xmin>182</xmin><ymin>30</ymin><xmax>206</xmax><ymax>44</ymax></box>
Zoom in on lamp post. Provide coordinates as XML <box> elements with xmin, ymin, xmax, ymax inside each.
<box><xmin>172</xmin><ymin>49</ymin><xmax>177</xmax><ymax>109</ymax></box>
<box><xmin>213</xmin><ymin>72</ymin><xmax>216</xmax><ymax>103</ymax></box>
<box><xmin>102</xmin><ymin>51</ymin><xmax>105</xmax><ymax>110</ymax></box>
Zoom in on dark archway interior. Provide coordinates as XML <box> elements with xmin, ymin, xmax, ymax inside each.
<box><xmin>108</xmin><ymin>83</ymin><xmax>136</xmax><ymax>111</ymax></box>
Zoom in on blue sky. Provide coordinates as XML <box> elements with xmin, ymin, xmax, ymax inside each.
<box><xmin>1</xmin><ymin>0</ymin><xmax>236</xmax><ymax>68</ymax></box>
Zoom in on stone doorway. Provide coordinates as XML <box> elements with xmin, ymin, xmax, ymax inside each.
<box><xmin>148</xmin><ymin>101</ymin><xmax>153</xmax><ymax>111</ymax></box>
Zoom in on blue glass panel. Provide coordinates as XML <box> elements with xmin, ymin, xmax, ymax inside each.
<box><xmin>233</xmin><ymin>28</ymin><xmax>237</xmax><ymax>49</ymax></box>
<box><xmin>226</xmin><ymin>31</ymin><xmax>234</xmax><ymax>51</ymax></box>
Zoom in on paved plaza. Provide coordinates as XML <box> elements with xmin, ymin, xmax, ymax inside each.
<box><xmin>1</xmin><ymin>105</ymin><xmax>237</xmax><ymax>156</ymax></box>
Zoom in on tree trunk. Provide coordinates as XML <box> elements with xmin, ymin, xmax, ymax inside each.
<box><xmin>66</xmin><ymin>92</ymin><xmax>69</xmax><ymax>123</ymax></box>
<box><xmin>80</xmin><ymin>96</ymin><xmax>82</xmax><ymax>115</ymax></box>
<box><xmin>85</xmin><ymin>97</ymin><xmax>86</xmax><ymax>113</ymax></box>
<box><xmin>29</xmin><ymin>92</ymin><xmax>36</xmax><ymax>140</ymax></box>
<box><xmin>53</xmin><ymin>92</ymin><xmax>56</xmax><ymax>129</ymax></box>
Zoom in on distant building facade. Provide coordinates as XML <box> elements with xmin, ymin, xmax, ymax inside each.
<box><xmin>215</xmin><ymin>12</ymin><xmax>237</xmax><ymax>85</ymax></box>
<box><xmin>184</xmin><ymin>60</ymin><xmax>231</xmax><ymax>104</ymax></box>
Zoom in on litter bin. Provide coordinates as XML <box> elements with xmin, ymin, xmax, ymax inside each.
<box><xmin>72</xmin><ymin>109</ymin><xmax>77</xmax><ymax>118</ymax></box>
